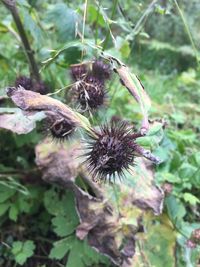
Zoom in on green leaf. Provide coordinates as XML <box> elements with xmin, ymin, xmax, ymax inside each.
<box><xmin>66</xmin><ymin>240</ymin><xmax>83</xmax><ymax>267</ymax></box>
<box><xmin>178</xmin><ymin>163</ymin><xmax>197</xmax><ymax>180</ymax></box>
<box><xmin>67</xmin><ymin>238</ymin><xmax>109</xmax><ymax>267</ymax></box>
<box><xmin>87</xmin><ymin>5</ymin><xmax>105</xmax><ymax>27</ymax></box>
<box><xmin>49</xmin><ymin>236</ymin><xmax>73</xmax><ymax>260</ymax></box>
<box><xmin>183</xmin><ymin>193</ymin><xmax>200</xmax><ymax>205</ymax></box>
<box><xmin>12</xmin><ymin>240</ymin><xmax>35</xmax><ymax>265</ymax></box>
<box><xmin>157</xmin><ymin>172</ymin><xmax>181</xmax><ymax>184</ymax></box>
<box><xmin>22</xmin><ymin>9</ymin><xmax>43</xmax><ymax>46</ymax></box>
<box><xmin>115</xmin><ymin>36</ymin><xmax>131</xmax><ymax>58</ymax></box>
<box><xmin>50</xmin><ymin>236</ymin><xmax>108</xmax><ymax>267</ymax></box>
<box><xmin>44</xmin><ymin>188</ymin><xmax>60</xmax><ymax>216</ymax></box>
<box><xmin>0</xmin><ymin>184</ymin><xmax>16</xmax><ymax>203</ymax></box>
<box><xmin>166</xmin><ymin>195</ymin><xmax>186</xmax><ymax>224</ymax></box>
<box><xmin>9</xmin><ymin>204</ymin><xmax>19</xmax><ymax>221</ymax></box>
<box><xmin>44</xmin><ymin>189</ymin><xmax>79</xmax><ymax>219</ymax></box>
<box><xmin>52</xmin><ymin>215</ymin><xmax>77</xmax><ymax>237</ymax></box>
<box><xmin>46</xmin><ymin>3</ymin><xmax>77</xmax><ymax>42</ymax></box>
<box><xmin>0</xmin><ymin>202</ymin><xmax>10</xmax><ymax>216</ymax></box>
<box><xmin>142</xmin><ymin>215</ymin><xmax>176</xmax><ymax>267</ymax></box>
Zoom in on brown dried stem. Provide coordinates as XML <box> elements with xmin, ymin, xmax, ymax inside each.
<box><xmin>1</xmin><ymin>0</ymin><xmax>40</xmax><ymax>81</ymax></box>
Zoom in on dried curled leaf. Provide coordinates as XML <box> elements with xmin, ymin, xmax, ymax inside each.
<box><xmin>0</xmin><ymin>108</ymin><xmax>45</xmax><ymax>134</ymax></box>
<box><xmin>34</xmin><ymin>139</ymin><xmax>164</xmax><ymax>266</ymax></box>
<box><xmin>35</xmin><ymin>139</ymin><xmax>81</xmax><ymax>182</ymax></box>
<box><xmin>7</xmin><ymin>86</ymin><xmax>92</xmax><ymax>133</ymax></box>
<box><xmin>35</xmin><ymin>140</ymin><xmax>133</xmax><ymax>265</ymax></box>
<box><xmin>126</xmin><ymin>159</ymin><xmax>164</xmax><ymax>215</ymax></box>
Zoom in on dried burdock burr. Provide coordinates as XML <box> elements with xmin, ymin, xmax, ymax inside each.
<box><xmin>45</xmin><ymin>117</ymin><xmax>76</xmax><ymax>141</ymax></box>
<box><xmin>15</xmin><ymin>75</ymin><xmax>33</xmax><ymax>91</ymax></box>
<box><xmin>75</xmin><ymin>75</ymin><xmax>106</xmax><ymax>111</ymax></box>
<box><xmin>84</xmin><ymin>120</ymin><xmax>137</xmax><ymax>182</ymax></box>
<box><xmin>84</xmin><ymin>119</ymin><xmax>161</xmax><ymax>182</ymax></box>
<box><xmin>92</xmin><ymin>59</ymin><xmax>111</xmax><ymax>81</ymax></box>
<box><xmin>34</xmin><ymin>80</ymin><xmax>49</xmax><ymax>95</ymax></box>
<box><xmin>70</xmin><ymin>63</ymin><xmax>88</xmax><ymax>81</ymax></box>
<box><xmin>70</xmin><ymin>59</ymin><xmax>110</xmax><ymax>111</ymax></box>
<box><xmin>15</xmin><ymin>76</ymin><xmax>49</xmax><ymax>94</ymax></box>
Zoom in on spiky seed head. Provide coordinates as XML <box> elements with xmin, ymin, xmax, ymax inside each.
<box><xmin>34</xmin><ymin>80</ymin><xmax>49</xmax><ymax>95</ymax></box>
<box><xmin>74</xmin><ymin>75</ymin><xmax>105</xmax><ymax>111</ymax></box>
<box><xmin>15</xmin><ymin>76</ymin><xmax>49</xmax><ymax>94</ymax></box>
<box><xmin>191</xmin><ymin>228</ymin><xmax>200</xmax><ymax>245</ymax></box>
<box><xmin>70</xmin><ymin>63</ymin><xmax>88</xmax><ymax>81</ymax></box>
<box><xmin>15</xmin><ymin>76</ymin><xmax>33</xmax><ymax>91</ymax></box>
<box><xmin>92</xmin><ymin>60</ymin><xmax>111</xmax><ymax>81</ymax></box>
<box><xmin>45</xmin><ymin>118</ymin><xmax>76</xmax><ymax>141</ymax></box>
<box><xmin>84</xmin><ymin>121</ymin><xmax>136</xmax><ymax>182</ymax></box>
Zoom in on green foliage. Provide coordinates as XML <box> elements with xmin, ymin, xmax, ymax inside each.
<box><xmin>43</xmin><ymin>188</ymin><xmax>109</xmax><ymax>266</ymax></box>
<box><xmin>50</xmin><ymin>236</ymin><xmax>108</xmax><ymax>267</ymax></box>
<box><xmin>46</xmin><ymin>3</ymin><xmax>78</xmax><ymax>43</ymax></box>
<box><xmin>11</xmin><ymin>240</ymin><xmax>35</xmax><ymax>265</ymax></box>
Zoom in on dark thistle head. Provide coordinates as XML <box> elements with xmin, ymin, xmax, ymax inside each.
<box><xmin>70</xmin><ymin>60</ymin><xmax>110</xmax><ymax>111</ymax></box>
<box><xmin>70</xmin><ymin>63</ymin><xmax>88</xmax><ymax>81</ymax></box>
<box><xmin>45</xmin><ymin>117</ymin><xmax>76</xmax><ymax>141</ymax></box>
<box><xmin>84</xmin><ymin>121</ymin><xmax>137</xmax><ymax>182</ymax></box>
<box><xmin>75</xmin><ymin>75</ymin><xmax>106</xmax><ymax>111</ymax></box>
<box><xmin>34</xmin><ymin>80</ymin><xmax>49</xmax><ymax>95</ymax></box>
<box><xmin>92</xmin><ymin>59</ymin><xmax>111</xmax><ymax>81</ymax></box>
<box><xmin>15</xmin><ymin>75</ymin><xmax>33</xmax><ymax>91</ymax></box>
<box><xmin>15</xmin><ymin>76</ymin><xmax>49</xmax><ymax>94</ymax></box>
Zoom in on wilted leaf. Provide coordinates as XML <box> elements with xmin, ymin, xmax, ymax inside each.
<box><xmin>7</xmin><ymin>87</ymin><xmax>91</xmax><ymax>132</ymax></box>
<box><xmin>127</xmin><ymin>159</ymin><xmax>164</xmax><ymax>215</ymax></box>
<box><xmin>35</xmin><ymin>137</ymin><xmax>163</xmax><ymax>265</ymax></box>
<box><xmin>114</xmin><ymin>63</ymin><xmax>151</xmax><ymax>133</ymax></box>
<box><xmin>35</xmin><ymin>139</ymin><xmax>81</xmax><ymax>182</ymax></box>
<box><xmin>0</xmin><ymin>108</ymin><xmax>45</xmax><ymax>134</ymax></box>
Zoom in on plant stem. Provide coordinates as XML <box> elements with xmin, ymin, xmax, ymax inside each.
<box><xmin>81</xmin><ymin>0</ymin><xmax>88</xmax><ymax>61</ymax></box>
<box><xmin>94</xmin><ymin>3</ymin><xmax>100</xmax><ymax>46</ymax></box>
<box><xmin>173</xmin><ymin>0</ymin><xmax>199</xmax><ymax>68</ymax></box>
<box><xmin>102</xmin><ymin>0</ymin><xmax>118</xmax><ymax>50</ymax></box>
<box><xmin>1</xmin><ymin>0</ymin><xmax>40</xmax><ymax>80</ymax></box>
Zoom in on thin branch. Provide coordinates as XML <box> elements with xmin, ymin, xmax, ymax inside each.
<box><xmin>1</xmin><ymin>0</ymin><xmax>40</xmax><ymax>80</ymax></box>
<box><xmin>102</xmin><ymin>0</ymin><xmax>118</xmax><ymax>50</ymax></box>
<box><xmin>174</xmin><ymin>0</ymin><xmax>199</xmax><ymax>67</ymax></box>
<box><xmin>133</xmin><ymin>144</ymin><xmax>161</xmax><ymax>164</ymax></box>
